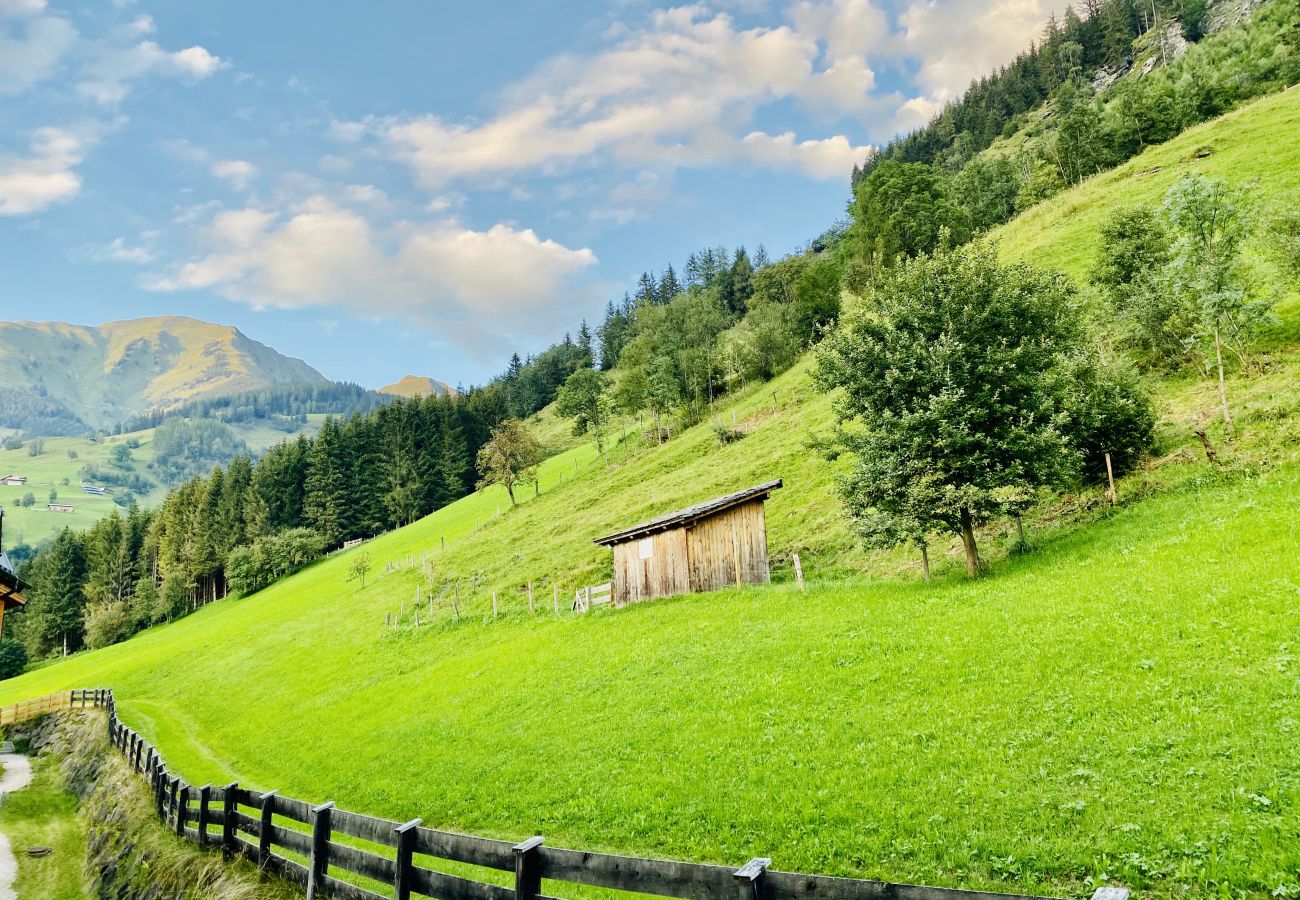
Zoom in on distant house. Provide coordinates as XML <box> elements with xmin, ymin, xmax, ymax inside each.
<box><xmin>48</xmin><ymin>503</ymin><xmax>75</xmax><ymax>513</ymax></box>
<box><xmin>593</xmin><ymin>480</ymin><xmax>782</xmax><ymax>606</ymax></box>
<box><xmin>1</xmin><ymin>475</ymin><xmax>25</xmax><ymax>487</ymax></box>
<box><xmin>0</xmin><ymin>507</ymin><xmax>28</xmax><ymax>638</ymax></box>
<box><xmin>82</xmin><ymin>485</ymin><xmax>106</xmax><ymax>496</ymax></box>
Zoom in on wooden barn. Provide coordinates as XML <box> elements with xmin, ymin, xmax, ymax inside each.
<box><xmin>0</xmin><ymin>507</ymin><xmax>28</xmax><ymax>639</ymax></box>
<box><xmin>594</xmin><ymin>480</ymin><xmax>781</xmax><ymax>606</ymax></box>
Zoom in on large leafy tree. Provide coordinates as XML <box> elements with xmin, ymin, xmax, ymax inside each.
<box><xmin>556</xmin><ymin>368</ymin><xmax>612</xmax><ymax>453</ymax></box>
<box><xmin>475</xmin><ymin>419</ymin><xmax>544</xmax><ymax>507</ymax></box>
<box><xmin>848</xmin><ymin>160</ymin><xmax>972</xmax><ymax>268</ymax></box>
<box><xmin>818</xmin><ymin>243</ymin><xmax>1082</xmax><ymax>576</ymax></box>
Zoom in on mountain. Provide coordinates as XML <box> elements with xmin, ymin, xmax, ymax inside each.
<box><xmin>377</xmin><ymin>374</ymin><xmax>456</xmax><ymax>399</ymax></box>
<box><xmin>0</xmin><ymin>316</ymin><xmax>329</xmax><ymax>435</ymax></box>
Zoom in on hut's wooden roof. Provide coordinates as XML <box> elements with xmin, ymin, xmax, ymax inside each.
<box><xmin>594</xmin><ymin>480</ymin><xmax>782</xmax><ymax>547</ymax></box>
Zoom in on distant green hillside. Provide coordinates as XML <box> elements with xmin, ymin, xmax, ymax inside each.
<box><xmin>0</xmin><ymin>416</ymin><xmax>330</xmax><ymax>548</ymax></box>
<box><xmin>0</xmin><ymin>315</ymin><xmax>328</xmax><ymax>434</ymax></box>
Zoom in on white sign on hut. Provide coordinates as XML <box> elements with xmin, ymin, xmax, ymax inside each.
<box><xmin>593</xmin><ymin>480</ymin><xmax>782</xmax><ymax>606</ymax></box>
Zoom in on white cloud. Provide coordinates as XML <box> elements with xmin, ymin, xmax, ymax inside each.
<box><xmin>897</xmin><ymin>0</ymin><xmax>1069</xmax><ymax>104</ymax></box>
<box><xmin>0</xmin><ymin>0</ymin><xmax>47</xmax><ymax>16</ymax></box>
<box><xmin>384</xmin><ymin>5</ymin><xmax>880</xmax><ymax>186</ymax></box>
<box><xmin>78</xmin><ymin>38</ymin><xmax>226</xmax><ymax>104</ymax></box>
<box><xmin>741</xmin><ymin>130</ymin><xmax>874</xmax><ymax>178</ymax></box>
<box><xmin>144</xmin><ymin>199</ymin><xmax>598</xmax><ymax>353</ymax></box>
<box><xmin>80</xmin><ymin>236</ymin><xmax>154</xmax><ymax>263</ymax></box>
<box><xmin>0</xmin><ymin>127</ymin><xmax>90</xmax><ymax>215</ymax></box>
<box><xmin>211</xmin><ymin>159</ymin><xmax>256</xmax><ymax>190</ymax></box>
<box><xmin>0</xmin><ymin>13</ymin><xmax>76</xmax><ymax>95</ymax></box>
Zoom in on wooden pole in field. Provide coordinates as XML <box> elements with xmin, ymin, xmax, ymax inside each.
<box><xmin>793</xmin><ymin>553</ymin><xmax>805</xmax><ymax>591</ymax></box>
<box><xmin>553</xmin><ymin>583</ymin><xmax>559</xmax><ymax>614</ymax></box>
<box><xmin>441</xmin><ymin>536</ymin><xmax>445</xmax><ymax>551</ymax></box>
<box><xmin>1104</xmin><ymin>452</ymin><xmax>1117</xmax><ymax>506</ymax></box>
<box><xmin>528</xmin><ymin>581</ymin><xmax>534</xmax><ymax>614</ymax></box>
<box><xmin>453</xmin><ymin>583</ymin><xmax>461</xmax><ymax>621</ymax></box>
<box><xmin>492</xmin><ymin>592</ymin><xmax>498</xmax><ymax>618</ymax></box>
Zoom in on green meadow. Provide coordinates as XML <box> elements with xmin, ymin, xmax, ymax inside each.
<box><xmin>1</xmin><ymin>89</ymin><xmax>1299</xmax><ymax>899</ymax></box>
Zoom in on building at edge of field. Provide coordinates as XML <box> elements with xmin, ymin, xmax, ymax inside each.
<box><xmin>594</xmin><ymin>480</ymin><xmax>781</xmax><ymax>606</ymax></box>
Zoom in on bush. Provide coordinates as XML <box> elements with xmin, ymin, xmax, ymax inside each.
<box><xmin>0</xmin><ymin>640</ymin><xmax>28</xmax><ymax>680</ymax></box>
<box><xmin>1055</xmin><ymin>352</ymin><xmax>1157</xmax><ymax>483</ymax></box>
<box><xmin>83</xmin><ymin>600</ymin><xmax>137</xmax><ymax>650</ymax></box>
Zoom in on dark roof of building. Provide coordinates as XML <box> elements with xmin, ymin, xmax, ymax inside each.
<box><xmin>593</xmin><ymin>479</ymin><xmax>782</xmax><ymax>547</ymax></box>
<box><xmin>0</xmin><ymin>552</ymin><xmax>26</xmax><ymax>607</ymax></box>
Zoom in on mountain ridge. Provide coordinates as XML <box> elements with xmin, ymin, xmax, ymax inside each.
<box><xmin>0</xmin><ymin>315</ymin><xmax>330</xmax><ymax>434</ymax></box>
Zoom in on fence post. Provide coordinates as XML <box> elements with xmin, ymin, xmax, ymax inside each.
<box><xmin>393</xmin><ymin>818</ymin><xmax>422</xmax><ymax>900</ymax></box>
<box><xmin>553</xmin><ymin>583</ymin><xmax>559</xmax><ymax>614</ymax></box>
<box><xmin>170</xmin><ymin>777</ymin><xmax>182</xmax><ymax>831</ymax></box>
<box><xmin>197</xmin><ymin>784</ymin><xmax>212</xmax><ymax>846</ymax></box>
<box><xmin>514</xmin><ymin>836</ymin><xmax>544</xmax><ymax>900</ymax></box>
<box><xmin>258</xmin><ymin>791</ymin><xmax>278</xmax><ymax>866</ymax></box>
<box><xmin>306</xmin><ymin>801</ymin><xmax>334</xmax><ymax>900</ymax></box>
<box><xmin>1090</xmin><ymin>889</ymin><xmax>1130</xmax><ymax>900</ymax></box>
<box><xmin>734</xmin><ymin>858</ymin><xmax>771</xmax><ymax>900</ymax></box>
<box><xmin>222</xmin><ymin>782</ymin><xmax>238</xmax><ymax>860</ymax></box>
<box><xmin>176</xmin><ymin>782</ymin><xmax>189</xmax><ymax>836</ymax></box>
<box><xmin>528</xmin><ymin>581</ymin><xmax>534</xmax><ymax>614</ymax></box>
<box><xmin>792</xmin><ymin>553</ymin><xmax>805</xmax><ymax>591</ymax></box>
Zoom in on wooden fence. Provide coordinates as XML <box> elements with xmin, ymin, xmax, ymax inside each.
<box><xmin>1</xmin><ymin>690</ymin><xmax>1131</xmax><ymax>900</ymax></box>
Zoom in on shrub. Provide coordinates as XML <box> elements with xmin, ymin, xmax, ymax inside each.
<box><xmin>0</xmin><ymin>640</ymin><xmax>28</xmax><ymax>680</ymax></box>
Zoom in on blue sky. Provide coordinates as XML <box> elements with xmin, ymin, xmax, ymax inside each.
<box><xmin>0</xmin><ymin>0</ymin><xmax>1061</xmax><ymax>388</ymax></box>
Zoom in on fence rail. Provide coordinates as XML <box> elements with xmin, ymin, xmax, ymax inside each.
<box><xmin>0</xmin><ymin>690</ymin><xmax>1130</xmax><ymax>900</ymax></box>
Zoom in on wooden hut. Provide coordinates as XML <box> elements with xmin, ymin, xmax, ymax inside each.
<box><xmin>594</xmin><ymin>480</ymin><xmax>781</xmax><ymax>606</ymax></box>
<box><xmin>0</xmin><ymin>507</ymin><xmax>28</xmax><ymax>639</ymax></box>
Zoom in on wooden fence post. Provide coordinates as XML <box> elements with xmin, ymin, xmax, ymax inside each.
<box><xmin>792</xmin><ymin>553</ymin><xmax>805</xmax><ymax>591</ymax></box>
<box><xmin>528</xmin><ymin>581</ymin><xmax>534</xmax><ymax>614</ymax></box>
<box><xmin>553</xmin><ymin>583</ymin><xmax>559</xmax><ymax>614</ymax></box>
<box><xmin>258</xmin><ymin>790</ymin><xmax>278</xmax><ymax>866</ymax></box>
<box><xmin>492</xmin><ymin>592</ymin><xmax>498</xmax><ymax>618</ymax></box>
<box><xmin>306</xmin><ymin>801</ymin><xmax>335</xmax><ymax>900</ymax></box>
<box><xmin>393</xmin><ymin>818</ymin><xmax>422</xmax><ymax>900</ymax></box>
<box><xmin>1105</xmin><ymin>452</ymin><xmax>1117</xmax><ymax>506</ymax></box>
<box><xmin>197</xmin><ymin>784</ymin><xmax>212</xmax><ymax>846</ymax></box>
<box><xmin>173</xmin><ymin>779</ymin><xmax>186</xmax><ymax>835</ymax></box>
<box><xmin>514</xmin><ymin>836</ymin><xmax>544</xmax><ymax>900</ymax></box>
<box><xmin>735</xmin><ymin>858</ymin><xmax>771</xmax><ymax>900</ymax></box>
<box><xmin>222</xmin><ymin>782</ymin><xmax>238</xmax><ymax>860</ymax></box>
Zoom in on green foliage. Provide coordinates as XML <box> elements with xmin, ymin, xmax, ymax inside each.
<box><xmin>556</xmin><ymin>368</ymin><xmax>613</xmax><ymax>452</ymax></box>
<box><xmin>14</xmin><ymin>527</ymin><xmax>88</xmax><ymax>657</ymax></box>
<box><xmin>1053</xmin><ymin>352</ymin><xmax>1157</xmax><ymax>482</ymax></box>
<box><xmin>848</xmin><ymin>160</ymin><xmax>972</xmax><ymax>267</ymax></box>
<box><xmin>109</xmin><ymin>443</ymin><xmax>133</xmax><ymax>467</ymax></box>
<box><xmin>0</xmin><ymin>639</ymin><xmax>27</xmax><ymax>679</ymax></box>
<box><xmin>27</xmin><ymin>437</ymin><xmax>45</xmax><ymax>457</ymax></box>
<box><xmin>149</xmin><ymin>418</ymin><xmax>249</xmax><ymax>483</ymax></box>
<box><xmin>475</xmin><ymin>419</ymin><xmax>544</xmax><ymax>507</ymax></box>
<box><xmin>818</xmin><ymin>243</ymin><xmax>1083</xmax><ymax>573</ymax></box>
<box><xmin>347</xmin><ymin>552</ymin><xmax>372</xmax><ymax>589</ymax></box>
<box><xmin>226</xmin><ymin>528</ymin><xmax>326</xmax><ymax>597</ymax></box>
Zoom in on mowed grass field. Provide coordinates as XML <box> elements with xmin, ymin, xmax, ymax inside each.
<box><xmin>1</xmin><ymin>90</ymin><xmax>1299</xmax><ymax>898</ymax></box>
<box><xmin>0</xmin><ymin>431</ymin><xmax>163</xmax><ymax>545</ymax></box>
<box><xmin>0</xmin><ymin>414</ymin><xmax>330</xmax><ymax>547</ymax></box>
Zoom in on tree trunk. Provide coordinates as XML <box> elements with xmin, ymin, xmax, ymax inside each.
<box><xmin>959</xmin><ymin>508</ymin><xmax>982</xmax><ymax>577</ymax></box>
<box><xmin>506</xmin><ymin>482</ymin><xmax>516</xmax><ymax>507</ymax></box>
<box><xmin>1214</xmin><ymin>324</ymin><xmax>1232</xmax><ymax>431</ymax></box>
<box><xmin>919</xmin><ymin>544</ymin><xmax>931</xmax><ymax>583</ymax></box>
<box><xmin>1014</xmin><ymin>514</ymin><xmax>1026</xmax><ymax>547</ymax></box>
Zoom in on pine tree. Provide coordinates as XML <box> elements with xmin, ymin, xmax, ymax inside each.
<box><xmin>634</xmin><ymin>272</ymin><xmax>658</xmax><ymax>307</ymax></box>
<box><xmin>658</xmin><ymin>265</ymin><xmax>681</xmax><ymax>302</ymax></box>
<box><xmin>304</xmin><ymin>418</ymin><xmax>348</xmax><ymax>547</ymax></box>
<box><xmin>576</xmin><ymin>319</ymin><xmax>594</xmax><ymax>367</ymax></box>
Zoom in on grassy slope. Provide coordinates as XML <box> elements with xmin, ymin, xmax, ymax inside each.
<box><xmin>0</xmin><ymin>433</ymin><xmax>161</xmax><ymax>546</ymax></box>
<box><xmin>0</xmin><ymin>416</ymin><xmax>329</xmax><ymax>547</ymax></box>
<box><xmin>0</xmin><ymin>757</ymin><xmax>87</xmax><ymax>899</ymax></box>
<box><xmin>1</xmin><ymin>91</ymin><xmax>1299</xmax><ymax>898</ymax></box>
